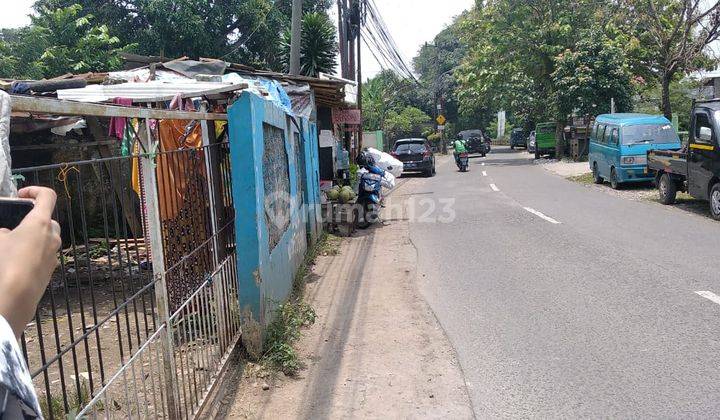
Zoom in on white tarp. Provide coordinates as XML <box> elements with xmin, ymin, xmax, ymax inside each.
<box><xmin>366</xmin><ymin>147</ymin><xmax>404</xmax><ymax>178</ymax></box>
<box><xmin>56</xmin><ymin>80</ymin><xmax>235</xmax><ymax>103</ymax></box>
<box><xmin>0</xmin><ymin>91</ymin><xmax>16</xmax><ymax>197</ymax></box>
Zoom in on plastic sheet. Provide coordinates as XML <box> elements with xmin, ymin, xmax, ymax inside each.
<box><xmin>365</xmin><ymin>147</ymin><xmax>404</xmax><ymax>178</ymax></box>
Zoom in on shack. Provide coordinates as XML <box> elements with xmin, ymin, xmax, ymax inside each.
<box><xmin>2</xmin><ymin>55</ymin><xmax>351</xmax><ymax>419</ymax></box>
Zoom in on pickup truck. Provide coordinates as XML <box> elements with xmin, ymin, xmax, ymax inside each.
<box><xmin>647</xmin><ymin>99</ymin><xmax>720</xmax><ymax>220</ymax></box>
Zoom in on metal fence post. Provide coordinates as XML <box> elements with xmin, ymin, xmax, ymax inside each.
<box><xmin>140</xmin><ymin>118</ymin><xmax>180</xmax><ymax>419</ymax></box>
<box><xmin>200</xmin><ymin>105</ymin><xmax>229</xmax><ymax>352</ymax></box>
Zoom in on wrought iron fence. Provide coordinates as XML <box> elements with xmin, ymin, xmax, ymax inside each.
<box><xmin>14</xmin><ymin>139</ymin><xmax>240</xmax><ymax>419</ymax></box>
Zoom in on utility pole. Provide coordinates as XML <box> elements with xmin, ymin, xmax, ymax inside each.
<box><xmin>338</xmin><ymin>0</ymin><xmax>348</xmax><ymax>78</ymax></box>
<box><xmin>290</xmin><ymin>0</ymin><xmax>302</xmax><ymax>75</ymax></box>
<box><xmin>356</xmin><ymin>0</ymin><xmax>364</xmax><ymax>151</ymax></box>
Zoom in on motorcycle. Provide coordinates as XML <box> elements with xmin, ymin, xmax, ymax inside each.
<box><xmin>355</xmin><ymin>151</ymin><xmax>397</xmax><ymax>229</ymax></box>
<box><xmin>457</xmin><ymin>152</ymin><xmax>470</xmax><ymax>172</ymax></box>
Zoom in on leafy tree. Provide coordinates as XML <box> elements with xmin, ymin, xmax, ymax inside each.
<box><xmin>457</xmin><ymin>1</ymin><xmax>599</xmax><ymax>125</ymax></box>
<box><xmin>274</xmin><ymin>0</ymin><xmax>334</xmax><ymax>18</ymax></box>
<box><xmin>617</xmin><ymin>0</ymin><xmax>720</xmax><ymax>118</ymax></box>
<box><xmin>413</xmin><ymin>17</ymin><xmax>467</xmax><ymax>121</ymax></box>
<box><xmin>362</xmin><ymin>70</ymin><xmax>423</xmax><ymax>131</ymax></box>
<box><xmin>32</xmin><ymin>0</ymin><xmax>332</xmax><ymax>70</ymax></box>
<box><xmin>552</xmin><ymin>28</ymin><xmax>634</xmax><ymax>117</ymax></box>
<box><xmin>634</xmin><ymin>78</ymin><xmax>701</xmax><ymax>131</ymax></box>
<box><xmin>0</xmin><ymin>5</ymin><xmax>129</xmax><ymax>79</ymax></box>
<box><xmin>384</xmin><ymin>106</ymin><xmax>432</xmax><ymax>140</ymax></box>
<box><xmin>280</xmin><ymin>12</ymin><xmax>338</xmax><ymax>76</ymax></box>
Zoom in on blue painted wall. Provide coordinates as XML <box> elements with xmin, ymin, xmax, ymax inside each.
<box><xmin>227</xmin><ymin>92</ymin><xmax>320</xmax><ymax>325</ymax></box>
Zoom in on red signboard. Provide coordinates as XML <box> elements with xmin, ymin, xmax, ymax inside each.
<box><xmin>332</xmin><ymin>109</ymin><xmax>362</xmax><ymax>125</ymax></box>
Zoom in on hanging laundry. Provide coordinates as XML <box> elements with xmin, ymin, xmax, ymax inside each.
<box><xmin>155</xmin><ymin>119</ymin><xmax>204</xmax><ymax>221</ymax></box>
<box><xmin>108</xmin><ymin>98</ymin><xmax>133</xmax><ymax>139</ymax></box>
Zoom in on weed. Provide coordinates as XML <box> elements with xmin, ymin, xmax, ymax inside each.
<box><xmin>320</xmin><ymin>234</ymin><xmax>342</xmax><ymax>257</ymax></box>
<box><xmin>87</xmin><ymin>240</ymin><xmax>111</xmax><ymax>259</ymax></box>
<box><xmin>259</xmin><ymin>232</ymin><xmax>339</xmax><ymax>376</ymax></box>
<box><xmin>39</xmin><ymin>381</ymin><xmax>100</xmax><ymax>419</ymax></box>
<box><xmin>567</xmin><ymin>173</ymin><xmax>595</xmax><ymax>185</ymax></box>
<box><xmin>261</xmin><ymin>300</ymin><xmax>316</xmax><ymax>375</ymax></box>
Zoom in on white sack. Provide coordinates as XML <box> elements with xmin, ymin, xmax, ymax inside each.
<box><xmin>365</xmin><ymin>147</ymin><xmax>404</xmax><ymax>178</ymax></box>
<box><xmin>0</xmin><ymin>91</ymin><xmax>16</xmax><ymax>198</ymax></box>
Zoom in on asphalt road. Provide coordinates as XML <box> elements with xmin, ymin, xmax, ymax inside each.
<box><xmin>407</xmin><ymin>146</ymin><xmax>720</xmax><ymax>418</ymax></box>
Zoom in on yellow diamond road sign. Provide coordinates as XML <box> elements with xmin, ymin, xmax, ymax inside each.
<box><xmin>436</xmin><ymin>115</ymin><xmax>446</xmax><ymax>126</ymax></box>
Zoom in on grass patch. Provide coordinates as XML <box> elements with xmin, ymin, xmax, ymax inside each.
<box><xmin>260</xmin><ymin>232</ymin><xmax>341</xmax><ymax>376</ymax></box>
<box><xmin>39</xmin><ymin>382</ymin><xmax>102</xmax><ymax>419</ymax></box>
<box><xmin>567</xmin><ymin>173</ymin><xmax>595</xmax><ymax>185</ymax></box>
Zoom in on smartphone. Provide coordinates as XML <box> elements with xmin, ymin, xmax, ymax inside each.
<box><xmin>0</xmin><ymin>198</ymin><xmax>35</xmax><ymax>230</ymax></box>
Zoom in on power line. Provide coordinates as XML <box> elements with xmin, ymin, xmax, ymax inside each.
<box><xmin>361</xmin><ymin>0</ymin><xmax>419</xmax><ymax>83</ymax></box>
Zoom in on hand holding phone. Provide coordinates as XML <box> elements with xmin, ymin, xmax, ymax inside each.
<box><xmin>0</xmin><ymin>187</ymin><xmax>61</xmax><ymax>339</ymax></box>
<box><xmin>0</xmin><ymin>198</ymin><xmax>35</xmax><ymax>230</ymax></box>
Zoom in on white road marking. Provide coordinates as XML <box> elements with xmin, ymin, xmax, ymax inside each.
<box><xmin>696</xmin><ymin>291</ymin><xmax>720</xmax><ymax>306</ymax></box>
<box><xmin>482</xmin><ymin>171</ymin><xmax>488</xmax><ymax>177</ymax></box>
<box><xmin>490</xmin><ymin>183</ymin><xmax>500</xmax><ymax>192</ymax></box>
<box><xmin>481</xmin><ymin>162</ymin><xmax>485</xmax><ymax>166</ymax></box>
<box><xmin>523</xmin><ymin>207</ymin><xmax>561</xmax><ymax>224</ymax></box>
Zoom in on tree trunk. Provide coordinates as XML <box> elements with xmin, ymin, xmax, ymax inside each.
<box><xmin>661</xmin><ymin>74</ymin><xmax>672</xmax><ymax>120</ymax></box>
<box><xmin>555</xmin><ymin>121</ymin><xmax>564</xmax><ymax>159</ymax></box>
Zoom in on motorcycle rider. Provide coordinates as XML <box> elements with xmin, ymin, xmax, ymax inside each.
<box><xmin>453</xmin><ymin>138</ymin><xmax>468</xmax><ymax>167</ymax></box>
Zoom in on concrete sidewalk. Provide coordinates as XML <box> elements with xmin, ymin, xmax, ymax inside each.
<box><xmin>220</xmin><ymin>178</ymin><xmax>474</xmax><ymax>419</ymax></box>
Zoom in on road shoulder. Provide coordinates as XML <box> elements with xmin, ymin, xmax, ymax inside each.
<box><xmin>220</xmin><ymin>179</ymin><xmax>474</xmax><ymax>419</ymax></box>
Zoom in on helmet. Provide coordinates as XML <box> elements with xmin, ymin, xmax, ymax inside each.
<box><xmin>356</xmin><ymin>151</ymin><xmax>376</xmax><ymax>169</ymax></box>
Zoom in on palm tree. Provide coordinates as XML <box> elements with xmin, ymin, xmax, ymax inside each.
<box><xmin>281</xmin><ymin>12</ymin><xmax>338</xmax><ymax>77</ymax></box>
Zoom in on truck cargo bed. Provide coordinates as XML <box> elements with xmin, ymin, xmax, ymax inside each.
<box><xmin>647</xmin><ymin>149</ymin><xmax>688</xmax><ymax>177</ymax></box>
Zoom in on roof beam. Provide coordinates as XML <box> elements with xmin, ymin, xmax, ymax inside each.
<box><xmin>10</xmin><ymin>95</ymin><xmax>228</xmax><ymax>121</ymax></box>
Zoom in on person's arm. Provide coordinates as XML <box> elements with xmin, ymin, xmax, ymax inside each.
<box><xmin>0</xmin><ymin>187</ymin><xmax>61</xmax><ymax>338</ymax></box>
<box><xmin>0</xmin><ymin>186</ymin><xmax>60</xmax><ymax>418</ymax></box>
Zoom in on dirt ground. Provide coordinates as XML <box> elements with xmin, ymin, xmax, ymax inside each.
<box><xmin>543</xmin><ymin>159</ymin><xmax>715</xmax><ymax>219</ymax></box>
<box><xmin>217</xmin><ymin>179</ymin><xmax>474</xmax><ymax>419</ymax></box>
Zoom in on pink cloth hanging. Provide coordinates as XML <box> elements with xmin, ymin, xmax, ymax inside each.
<box><xmin>108</xmin><ymin>98</ymin><xmax>133</xmax><ymax>138</ymax></box>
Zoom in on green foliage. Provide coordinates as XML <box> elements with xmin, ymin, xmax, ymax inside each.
<box><xmin>552</xmin><ymin>28</ymin><xmax>634</xmax><ymax>117</ymax></box>
<box><xmin>261</xmin><ymin>231</ymin><xmax>343</xmax><ymax>376</ymax></box>
<box><xmin>384</xmin><ymin>106</ymin><xmax>432</xmax><ymax>140</ymax></box>
<box><xmin>635</xmin><ymin>79</ymin><xmax>700</xmax><ymax>132</ymax></box>
<box><xmin>0</xmin><ymin>4</ymin><xmax>130</xmax><ymax>79</ymax></box>
<box><xmin>262</xmin><ymin>300</ymin><xmax>316</xmax><ymax>375</ymax></box>
<box><xmin>457</xmin><ymin>1</ymin><xmax>602</xmax><ymax>126</ymax></box>
<box><xmin>29</xmin><ymin>0</ymin><xmax>333</xmax><ymax>72</ymax></box>
<box><xmin>488</xmin><ymin>120</ymin><xmax>514</xmax><ymax>140</ymax></box>
<box><xmin>614</xmin><ymin>0</ymin><xmax>719</xmax><ymax>117</ymax></box>
<box><xmin>280</xmin><ymin>12</ymin><xmax>338</xmax><ymax>76</ymax></box>
<box><xmin>413</xmin><ymin>11</ymin><xmax>493</xmax><ymax>132</ymax></box>
<box><xmin>362</xmin><ymin>70</ymin><xmax>430</xmax><ymax>137</ymax></box>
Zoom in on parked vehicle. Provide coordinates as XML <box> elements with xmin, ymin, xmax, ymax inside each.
<box><xmin>390</xmin><ymin>138</ymin><xmax>436</xmax><ymax>177</ymax></box>
<box><xmin>456</xmin><ymin>152</ymin><xmax>470</xmax><ymax>172</ymax></box>
<box><xmin>527</xmin><ymin>131</ymin><xmax>536</xmax><ymax>154</ymax></box>
<box><xmin>467</xmin><ymin>136</ymin><xmax>490</xmax><ymax>156</ymax></box>
<box><xmin>510</xmin><ymin>128</ymin><xmax>527</xmax><ymax>149</ymax></box>
<box><xmin>356</xmin><ymin>153</ymin><xmax>394</xmax><ymax>229</ymax></box>
<box><xmin>534</xmin><ymin>122</ymin><xmax>557</xmax><ymax>159</ymax></box>
<box><xmin>647</xmin><ymin>99</ymin><xmax>720</xmax><ymax>220</ymax></box>
<box><xmin>591</xmin><ymin>113</ymin><xmax>681</xmax><ymax>190</ymax></box>
<box><xmin>458</xmin><ymin>129</ymin><xmax>491</xmax><ymax>156</ymax></box>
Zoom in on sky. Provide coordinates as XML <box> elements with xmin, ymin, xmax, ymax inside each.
<box><xmin>346</xmin><ymin>0</ymin><xmax>475</xmax><ymax>79</ymax></box>
<box><xmin>0</xmin><ymin>0</ymin><xmax>35</xmax><ymax>29</ymax></box>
